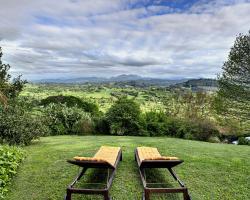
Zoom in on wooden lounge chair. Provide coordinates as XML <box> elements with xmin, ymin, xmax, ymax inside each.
<box><xmin>135</xmin><ymin>147</ymin><xmax>191</xmax><ymax>200</ymax></box>
<box><xmin>65</xmin><ymin>146</ymin><xmax>122</xmax><ymax>200</ymax></box>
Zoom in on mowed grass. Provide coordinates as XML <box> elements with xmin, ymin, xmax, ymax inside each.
<box><xmin>6</xmin><ymin>136</ymin><xmax>250</xmax><ymax>200</ymax></box>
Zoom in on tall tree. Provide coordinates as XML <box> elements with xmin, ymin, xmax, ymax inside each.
<box><xmin>217</xmin><ymin>31</ymin><xmax>250</xmax><ymax>121</ymax></box>
<box><xmin>0</xmin><ymin>47</ymin><xmax>27</xmax><ymax>99</ymax></box>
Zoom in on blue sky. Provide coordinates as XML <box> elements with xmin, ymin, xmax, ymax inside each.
<box><xmin>0</xmin><ymin>0</ymin><xmax>250</xmax><ymax>80</ymax></box>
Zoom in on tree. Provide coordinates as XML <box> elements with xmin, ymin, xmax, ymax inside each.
<box><xmin>0</xmin><ymin>47</ymin><xmax>27</xmax><ymax>98</ymax></box>
<box><xmin>217</xmin><ymin>31</ymin><xmax>250</xmax><ymax>121</ymax></box>
<box><xmin>106</xmin><ymin>97</ymin><xmax>143</xmax><ymax>135</ymax></box>
<box><xmin>40</xmin><ymin>95</ymin><xmax>100</xmax><ymax>115</ymax></box>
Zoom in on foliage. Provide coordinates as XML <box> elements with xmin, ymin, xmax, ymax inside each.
<box><xmin>0</xmin><ymin>102</ymin><xmax>48</xmax><ymax>145</ymax></box>
<box><xmin>93</xmin><ymin>117</ymin><xmax>110</xmax><ymax>134</ymax></box>
<box><xmin>72</xmin><ymin>118</ymin><xmax>94</xmax><ymax>135</ymax></box>
<box><xmin>185</xmin><ymin>119</ymin><xmax>220</xmax><ymax>141</ymax></box>
<box><xmin>238</xmin><ymin>137</ymin><xmax>250</xmax><ymax>145</ymax></box>
<box><xmin>106</xmin><ymin>97</ymin><xmax>144</xmax><ymax>135</ymax></box>
<box><xmin>142</xmin><ymin>111</ymin><xmax>170</xmax><ymax>136</ymax></box>
<box><xmin>142</xmin><ymin>111</ymin><xmax>219</xmax><ymax>141</ymax></box>
<box><xmin>0</xmin><ymin>47</ymin><xmax>27</xmax><ymax>98</ymax></box>
<box><xmin>44</xmin><ymin>103</ymin><xmax>91</xmax><ymax>135</ymax></box>
<box><xmin>217</xmin><ymin>31</ymin><xmax>250</xmax><ymax>121</ymax></box>
<box><xmin>0</xmin><ymin>92</ymin><xmax>7</xmax><ymax>109</ymax></box>
<box><xmin>0</xmin><ymin>145</ymin><xmax>23</xmax><ymax>199</ymax></box>
<box><xmin>40</xmin><ymin>95</ymin><xmax>99</xmax><ymax>115</ymax></box>
<box><xmin>163</xmin><ymin>91</ymin><xmax>211</xmax><ymax>119</ymax></box>
<box><xmin>19</xmin><ymin>82</ymin><xmax>249</xmax><ymax>140</ymax></box>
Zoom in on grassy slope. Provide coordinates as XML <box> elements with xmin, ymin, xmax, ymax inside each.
<box><xmin>6</xmin><ymin>136</ymin><xmax>250</xmax><ymax>200</ymax></box>
<box><xmin>21</xmin><ymin>84</ymin><xmax>165</xmax><ymax>112</ymax></box>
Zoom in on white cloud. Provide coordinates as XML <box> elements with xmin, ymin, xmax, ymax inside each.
<box><xmin>0</xmin><ymin>0</ymin><xmax>250</xmax><ymax>80</ymax></box>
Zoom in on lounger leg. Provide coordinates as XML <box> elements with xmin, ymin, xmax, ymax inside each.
<box><xmin>120</xmin><ymin>152</ymin><xmax>123</xmax><ymax>161</ymax></box>
<box><xmin>144</xmin><ymin>189</ymin><xmax>150</xmax><ymax>200</ymax></box>
<box><xmin>65</xmin><ymin>189</ymin><xmax>71</xmax><ymax>200</ymax></box>
<box><xmin>183</xmin><ymin>189</ymin><xmax>191</xmax><ymax>200</ymax></box>
<box><xmin>104</xmin><ymin>191</ymin><xmax>110</xmax><ymax>200</ymax></box>
<box><xmin>168</xmin><ymin>168</ymin><xmax>185</xmax><ymax>187</ymax></box>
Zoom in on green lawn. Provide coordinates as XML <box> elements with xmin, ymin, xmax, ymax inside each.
<box><xmin>6</xmin><ymin>136</ymin><xmax>250</xmax><ymax>200</ymax></box>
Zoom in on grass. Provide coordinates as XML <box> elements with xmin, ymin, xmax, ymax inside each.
<box><xmin>6</xmin><ymin>136</ymin><xmax>250</xmax><ymax>200</ymax></box>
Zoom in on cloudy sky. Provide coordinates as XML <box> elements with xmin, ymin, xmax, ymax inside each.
<box><xmin>0</xmin><ymin>0</ymin><xmax>250</xmax><ymax>80</ymax></box>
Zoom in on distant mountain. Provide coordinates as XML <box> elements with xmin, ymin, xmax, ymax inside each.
<box><xmin>109</xmin><ymin>74</ymin><xmax>145</xmax><ymax>81</ymax></box>
<box><xmin>33</xmin><ymin>74</ymin><xmax>206</xmax><ymax>87</ymax></box>
<box><xmin>113</xmin><ymin>78</ymin><xmax>187</xmax><ymax>87</ymax></box>
<box><xmin>172</xmin><ymin>78</ymin><xmax>218</xmax><ymax>91</ymax></box>
<box><xmin>32</xmin><ymin>74</ymin><xmax>171</xmax><ymax>84</ymax></box>
<box><xmin>174</xmin><ymin>78</ymin><xmax>218</xmax><ymax>87</ymax></box>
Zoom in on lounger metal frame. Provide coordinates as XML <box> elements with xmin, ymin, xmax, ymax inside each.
<box><xmin>135</xmin><ymin>149</ymin><xmax>191</xmax><ymax>200</ymax></box>
<box><xmin>65</xmin><ymin>149</ymin><xmax>122</xmax><ymax>200</ymax></box>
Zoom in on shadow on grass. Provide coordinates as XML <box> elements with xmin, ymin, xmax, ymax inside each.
<box><xmin>74</xmin><ymin>168</ymin><xmax>110</xmax><ymax>189</ymax></box>
<box><xmin>142</xmin><ymin>168</ymin><xmax>183</xmax><ymax>200</ymax></box>
<box><xmin>71</xmin><ymin>168</ymin><xmax>109</xmax><ymax>200</ymax></box>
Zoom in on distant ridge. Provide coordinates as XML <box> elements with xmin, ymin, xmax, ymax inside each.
<box><xmin>171</xmin><ymin>78</ymin><xmax>218</xmax><ymax>91</ymax></box>
<box><xmin>32</xmin><ymin>74</ymin><xmax>179</xmax><ymax>84</ymax></box>
<box><xmin>173</xmin><ymin>78</ymin><xmax>218</xmax><ymax>88</ymax></box>
<box><xmin>32</xmin><ymin>74</ymin><xmax>216</xmax><ymax>88</ymax></box>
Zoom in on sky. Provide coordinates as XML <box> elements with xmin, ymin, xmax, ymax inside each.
<box><xmin>0</xmin><ymin>0</ymin><xmax>250</xmax><ymax>80</ymax></box>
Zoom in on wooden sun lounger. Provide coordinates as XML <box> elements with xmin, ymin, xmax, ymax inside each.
<box><xmin>65</xmin><ymin>146</ymin><xmax>122</xmax><ymax>200</ymax></box>
<box><xmin>135</xmin><ymin>147</ymin><xmax>191</xmax><ymax>200</ymax></box>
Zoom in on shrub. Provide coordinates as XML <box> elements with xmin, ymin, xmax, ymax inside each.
<box><xmin>94</xmin><ymin>117</ymin><xmax>110</xmax><ymax>134</ymax></box>
<box><xmin>106</xmin><ymin>97</ymin><xmax>143</xmax><ymax>135</ymax></box>
<box><xmin>188</xmin><ymin>119</ymin><xmax>220</xmax><ymax>141</ymax></box>
<box><xmin>176</xmin><ymin>120</ymin><xmax>194</xmax><ymax>138</ymax></box>
<box><xmin>0</xmin><ymin>145</ymin><xmax>24</xmax><ymax>199</ymax></box>
<box><xmin>72</xmin><ymin>118</ymin><xmax>94</xmax><ymax>135</ymax></box>
<box><xmin>44</xmin><ymin>103</ymin><xmax>92</xmax><ymax>135</ymax></box>
<box><xmin>0</xmin><ymin>104</ymin><xmax>48</xmax><ymax>145</ymax></box>
<box><xmin>143</xmin><ymin>111</ymin><xmax>170</xmax><ymax>136</ymax></box>
<box><xmin>40</xmin><ymin>95</ymin><xmax>99</xmax><ymax>115</ymax></box>
<box><xmin>238</xmin><ymin>137</ymin><xmax>250</xmax><ymax>145</ymax></box>
<box><xmin>208</xmin><ymin>136</ymin><xmax>221</xmax><ymax>143</ymax></box>
<box><xmin>142</xmin><ymin>111</ymin><xmax>219</xmax><ymax>142</ymax></box>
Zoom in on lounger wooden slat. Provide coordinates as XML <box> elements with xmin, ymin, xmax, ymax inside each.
<box><xmin>139</xmin><ymin>160</ymin><xmax>183</xmax><ymax>168</ymax></box>
<box><xmin>67</xmin><ymin>160</ymin><xmax>115</xmax><ymax>169</ymax></box>
<box><xmin>135</xmin><ymin>147</ymin><xmax>191</xmax><ymax>200</ymax></box>
<box><xmin>65</xmin><ymin>146</ymin><xmax>122</xmax><ymax>200</ymax></box>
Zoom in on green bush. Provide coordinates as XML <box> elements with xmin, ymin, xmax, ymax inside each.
<box><xmin>94</xmin><ymin>117</ymin><xmax>110</xmax><ymax>134</ymax></box>
<box><xmin>141</xmin><ymin>111</ymin><xmax>219</xmax><ymax>141</ymax></box>
<box><xmin>0</xmin><ymin>145</ymin><xmax>24</xmax><ymax>199</ymax></box>
<box><xmin>238</xmin><ymin>137</ymin><xmax>250</xmax><ymax>145</ymax></box>
<box><xmin>40</xmin><ymin>95</ymin><xmax>99</xmax><ymax>115</ymax></box>
<box><xmin>143</xmin><ymin>111</ymin><xmax>170</xmax><ymax>136</ymax></box>
<box><xmin>72</xmin><ymin>118</ymin><xmax>94</xmax><ymax>135</ymax></box>
<box><xmin>44</xmin><ymin>103</ymin><xmax>92</xmax><ymax>135</ymax></box>
<box><xmin>208</xmin><ymin>136</ymin><xmax>221</xmax><ymax>143</ymax></box>
<box><xmin>187</xmin><ymin>119</ymin><xmax>220</xmax><ymax>141</ymax></box>
<box><xmin>0</xmin><ymin>104</ymin><xmax>48</xmax><ymax>145</ymax></box>
<box><xmin>106</xmin><ymin>97</ymin><xmax>144</xmax><ymax>135</ymax></box>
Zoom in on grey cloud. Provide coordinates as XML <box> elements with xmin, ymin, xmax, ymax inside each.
<box><xmin>0</xmin><ymin>0</ymin><xmax>250</xmax><ymax>79</ymax></box>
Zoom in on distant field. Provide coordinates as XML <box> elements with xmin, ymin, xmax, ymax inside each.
<box><xmin>20</xmin><ymin>83</ymin><xmax>250</xmax><ymax>134</ymax></box>
<box><xmin>21</xmin><ymin>84</ymin><xmax>166</xmax><ymax>112</ymax></box>
<box><xmin>6</xmin><ymin>136</ymin><xmax>250</xmax><ymax>200</ymax></box>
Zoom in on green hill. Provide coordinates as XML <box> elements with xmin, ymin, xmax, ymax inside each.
<box><xmin>172</xmin><ymin>78</ymin><xmax>218</xmax><ymax>91</ymax></box>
